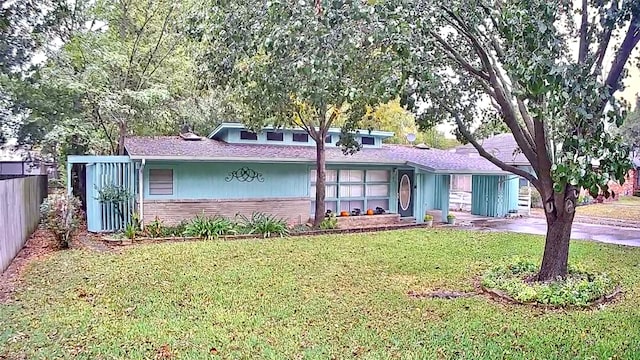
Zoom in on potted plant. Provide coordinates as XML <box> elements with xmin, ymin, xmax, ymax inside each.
<box><xmin>447</xmin><ymin>213</ymin><xmax>456</xmax><ymax>225</ymax></box>
<box><xmin>423</xmin><ymin>214</ymin><xmax>433</xmax><ymax>227</ymax></box>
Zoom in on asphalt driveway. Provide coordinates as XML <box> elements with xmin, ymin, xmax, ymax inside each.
<box><xmin>481</xmin><ymin>217</ymin><xmax>640</xmax><ymax>247</ymax></box>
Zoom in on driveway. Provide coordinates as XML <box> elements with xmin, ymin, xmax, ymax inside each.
<box><xmin>479</xmin><ymin>217</ymin><xmax>640</xmax><ymax>247</ymax></box>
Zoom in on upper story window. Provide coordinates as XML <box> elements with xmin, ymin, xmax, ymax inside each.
<box><xmin>292</xmin><ymin>133</ymin><xmax>309</xmax><ymax>142</ymax></box>
<box><xmin>266</xmin><ymin>131</ymin><xmax>284</xmax><ymax>141</ymax></box>
<box><xmin>240</xmin><ymin>130</ymin><xmax>258</xmax><ymax>140</ymax></box>
<box><xmin>361</xmin><ymin>136</ymin><xmax>375</xmax><ymax>145</ymax></box>
<box><xmin>149</xmin><ymin>169</ymin><xmax>173</xmax><ymax>195</ymax></box>
<box><xmin>325</xmin><ymin>135</ymin><xmax>332</xmax><ymax>143</ymax></box>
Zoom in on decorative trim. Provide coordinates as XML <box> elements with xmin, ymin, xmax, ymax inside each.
<box><xmin>225</xmin><ymin>167</ymin><xmax>265</xmax><ymax>182</ymax></box>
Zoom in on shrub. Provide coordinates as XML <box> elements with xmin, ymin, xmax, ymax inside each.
<box><xmin>124</xmin><ymin>223</ymin><xmax>137</xmax><ymax>240</ymax></box>
<box><xmin>481</xmin><ymin>259</ymin><xmax>617</xmax><ymax>307</ymax></box>
<box><xmin>291</xmin><ymin>223</ymin><xmax>312</xmax><ymax>234</ymax></box>
<box><xmin>320</xmin><ymin>214</ymin><xmax>338</xmax><ymax>230</ymax></box>
<box><xmin>183</xmin><ymin>214</ymin><xmax>237</xmax><ymax>240</ymax></box>
<box><xmin>162</xmin><ymin>221</ymin><xmax>188</xmax><ymax>237</ymax></box>
<box><xmin>96</xmin><ymin>184</ymin><xmax>132</xmax><ymax>223</ymax></box>
<box><xmin>144</xmin><ymin>216</ymin><xmax>165</xmax><ymax>238</ymax></box>
<box><xmin>530</xmin><ymin>188</ymin><xmax>543</xmax><ymax>208</ymax></box>
<box><xmin>40</xmin><ymin>193</ymin><xmax>83</xmax><ymax>249</ymax></box>
<box><xmin>238</xmin><ymin>212</ymin><xmax>289</xmax><ymax>238</ymax></box>
<box><xmin>423</xmin><ymin>214</ymin><xmax>433</xmax><ymax>221</ymax></box>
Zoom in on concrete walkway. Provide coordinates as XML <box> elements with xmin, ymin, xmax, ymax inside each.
<box><xmin>479</xmin><ymin>217</ymin><xmax>640</xmax><ymax>247</ymax></box>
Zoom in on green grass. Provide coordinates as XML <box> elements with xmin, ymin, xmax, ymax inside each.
<box><xmin>2</xmin><ymin>229</ymin><xmax>640</xmax><ymax>359</ymax></box>
<box><xmin>577</xmin><ymin>196</ymin><xmax>640</xmax><ymax>221</ymax></box>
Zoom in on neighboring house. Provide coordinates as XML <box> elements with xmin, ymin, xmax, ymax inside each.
<box><xmin>450</xmin><ymin>134</ymin><xmax>531</xmax><ymax>214</ymax></box>
<box><xmin>608</xmin><ymin>156</ymin><xmax>640</xmax><ymax>197</ymax></box>
<box><xmin>0</xmin><ymin>160</ymin><xmax>49</xmax><ymax>179</ymax></box>
<box><xmin>67</xmin><ymin>123</ymin><xmax>523</xmax><ymax>232</ymax></box>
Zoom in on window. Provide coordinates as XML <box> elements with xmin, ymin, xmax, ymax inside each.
<box><xmin>149</xmin><ymin>169</ymin><xmax>173</xmax><ymax>195</ymax></box>
<box><xmin>339</xmin><ymin>184</ymin><xmax>364</xmax><ymax>197</ymax></box>
<box><xmin>325</xmin><ymin>135</ymin><xmax>332</xmax><ymax>143</ymax></box>
<box><xmin>366</xmin><ymin>170</ymin><xmax>390</xmax><ymax>182</ymax></box>
<box><xmin>309</xmin><ymin>169</ymin><xmax>391</xmax><ymax>214</ymax></box>
<box><xmin>292</xmin><ymin>133</ymin><xmax>309</xmax><ymax>142</ymax></box>
<box><xmin>361</xmin><ymin>136</ymin><xmax>375</xmax><ymax>145</ymax></box>
<box><xmin>339</xmin><ymin>170</ymin><xmax>363</xmax><ymax>183</ymax></box>
<box><xmin>366</xmin><ymin>184</ymin><xmax>389</xmax><ymax>197</ymax></box>
<box><xmin>266</xmin><ymin>131</ymin><xmax>284</xmax><ymax>141</ymax></box>
<box><xmin>240</xmin><ymin>130</ymin><xmax>258</xmax><ymax>140</ymax></box>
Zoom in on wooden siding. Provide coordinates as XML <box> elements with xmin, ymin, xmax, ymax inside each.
<box><xmin>143</xmin><ymin>197</ymin><xmax>311</xmax><ymax>225</ymax></box>
<box><xmin>144</xmin><ymin>162</ymin><xmax>310</xmax><ymax>200</ymax></box>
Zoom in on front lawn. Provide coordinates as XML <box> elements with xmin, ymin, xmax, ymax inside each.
<box><xmin>2</xmin><ymin>229</ymin><xmax>640</xmax><ymax>359</ymax></box>
<box><xmin>576</xmin><ymin>196</ymin><xmax>640</xmax><ymax>221</ymax></box>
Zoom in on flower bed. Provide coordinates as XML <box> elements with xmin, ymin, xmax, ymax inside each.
<box><xmin>481</xmin><ymin>259</ymin><xmax>620</xmax><ymax>308</ymax></box>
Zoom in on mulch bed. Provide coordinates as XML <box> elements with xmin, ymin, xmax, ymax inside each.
<box><xmin>102</xmin><ymin>222</ymin><xmax>453</xmax><ymax>246</ymax></box>
<box><xmin>0</xmin><ymin>227</ymin><xmax>58</xmax><ymax>304</ymax></box>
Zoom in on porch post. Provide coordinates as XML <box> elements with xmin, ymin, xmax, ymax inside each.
<box><xmin>138</xmin><ymin>159</ymin><xmax>145</xmax><ymax>230</ymax></box>
<box><xmin>66</xmin><ymin>161</ymin><xmax>72</xmax><ymax>195</ymax></box>
<box><xmin>440</xmin><ymin>175</ymin><xmax>450</xmax><ymax>222</ymax></box>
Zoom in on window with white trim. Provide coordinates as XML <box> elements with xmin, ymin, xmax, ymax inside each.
<box><xmin>310</xmin><ymin>169</ymin><xmax>390</xmax><ymax>214</ymax></box>
<box><xmin>149</xmin><ymin>169</ymin><xmax>173</xmax><ymax>195</ymax></box>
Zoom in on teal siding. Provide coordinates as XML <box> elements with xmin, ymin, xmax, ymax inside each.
<box><xmin>221</xmin><ymin>128</ymin><xmax>384</xmax><ymax>148</ymax></box>
<box><xmin>507</xmin><ymin>176</ymin><xmax>520</xmax><ymax>212</ymax></box>
<box><xmin>413</xmin><ymin>171</ymin><xmax>450</xmax><ymax>223</ymax></box>
<box><xmin>144</xmin><ymin>162</ymin><xmax>309</xmax><ymax>199</ymax></box>
<box><xmin>471</xmin><ymin>175</ymin><xmax>516</xmax><ymax>217</ymax></box>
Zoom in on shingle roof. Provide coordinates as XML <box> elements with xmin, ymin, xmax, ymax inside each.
<box><xmin>125</xmin><ymin>136</ymin><xmax>506</xmax><ymax>174</ymax></box>
<box><xmin>453</xmin><ymin>133</ymin><xmax>530</xmax><ymax>166</ymax></box>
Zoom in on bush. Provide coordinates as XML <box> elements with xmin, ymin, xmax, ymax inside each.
<box><xmin>320</xmin><ymin>214</ymin><xmax>338</xmax><ymax>230</ymax></box>
<box><xmin>40</xmin><ymin>193</ymin><xmax>83</xmax><ymax>249</ymax></box>
<box><xmin>144</xmin><ymin>217</ymin><xmax>165</xmax><ymax>238</ymax></box>
<box><xmin>183</xmin><ymin>214</ymin><xmax>237</xmax><ymax>240</ymax></box>
<box><xmin>124</xmin><ymin>223</ymin><xmax>137</xmax><ymax>240</ymax></box>
<box><xmin>237</xmin><ymin>212</ymin><xmax>289</xmax><ymax>238</ymax></box>
<box><xmin>481</xmin><ymin>259</ymin><xmax>617</xmax><ymax>307</ymax></box>
<box><xmin>530</xmin><ymin>188</ymin><xmax>543</xmax><ymax>208</ymax></box>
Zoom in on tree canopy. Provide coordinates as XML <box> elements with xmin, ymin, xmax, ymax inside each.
<box><xmin>191</xmin><ymin>0</ymin><xmax>404</xmax><ymax>226</ymax></box>
<box><xmin>395</xmin><ymin>0</ymin><xmax>639</xmax><ymax>279</ymax></box>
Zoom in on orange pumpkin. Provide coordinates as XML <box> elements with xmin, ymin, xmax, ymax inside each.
<box><xmin>366</xmin><ymin>209</ymin><xmax>374</xmax><ymax>215</ymax></box>
<box><xmin>340</xmin><ymin>211</ymin><xmax>350</xmax><ymax>217</ymax></box>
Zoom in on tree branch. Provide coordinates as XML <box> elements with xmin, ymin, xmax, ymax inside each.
<box><xmin>591</xmin><ymin>1</ymin><xmax>618</xmax><ymax>75</ymax></box>
<box><xmin>452</xmin><ymin>112</ymin><xmax>541</xmax><ymax>189</ymax></box>
<box><xmin>604</xmin><ymin>15</ymin><xmax>640</xmax><ymax>96</ymax></box>
<box><xmin>578</xmin><ymin>0</ymin><xmax>589</xmax><ymax>63</ymax></box>
<box><xmin>139</xmin><ymin>5</ymin><xmax>174</xmax><ymax>87</ymax></box>
<box><xmin>429</xmin><ymin>31</ymin><xmax>491</xmax><ymax>82</ymax></box>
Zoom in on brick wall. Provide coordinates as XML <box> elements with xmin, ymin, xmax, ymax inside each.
<box><xmin>143</xmin><ymin>197</ymin><xmax>311</xmax><ymax>225</ymax></box>
<box><xmin>607</xmin><ymin>169</ymin><xmax>638</xmax><ymax>198</ymax></box>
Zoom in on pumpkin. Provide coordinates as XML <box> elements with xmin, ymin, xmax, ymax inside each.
<box><xmin>366</xmin><ymin>209</ymin><xmax>374</xmax><ymax>215</ymax></box>
<box><xmin>340</xmin><ymin>211</ymin><xmax>350</xmax><ymax>217</ymax></box>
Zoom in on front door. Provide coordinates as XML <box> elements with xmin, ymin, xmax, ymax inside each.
<box><xmin>397</xmin><ymin>170</ymin><xmax>414</xmax><ymax>217</ymax></box>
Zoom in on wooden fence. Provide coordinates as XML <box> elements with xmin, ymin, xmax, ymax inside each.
<box><xmin>0</xmin><ymin>176</ymin><xmax>47</xmax><ymax>272</ymax></box>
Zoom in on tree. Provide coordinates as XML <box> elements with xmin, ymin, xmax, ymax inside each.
<box><xmin>192</xmin><ymin>0</ymin><xmax>402</xmax><ymax>227</ymax></box>
<box><xmin>5</xmin><ymin>0</ymin><xmax>218</xmax><ymax>163</ymax></box>
<box><xmin>396</xmin><ymin>0</ymin><xmax>638</xmax><ymax>280</ymax></box>
<box><xmin>619</xmin><ymin>96</ymin><xmax>640</xmax><ymax>150</ymax></box>
<box><xmin>361</xmin><ymin>99</ymin><xmax>460</xmax><ymax>148</ymax></box>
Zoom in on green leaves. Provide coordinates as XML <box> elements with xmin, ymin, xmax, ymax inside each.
<box><xmin>192</xmin><ymin>0</ymin><xmax>403</xmax><ymax>134</ymax></box>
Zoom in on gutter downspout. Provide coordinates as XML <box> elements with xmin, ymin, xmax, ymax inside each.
<box><xmin>138</xmin><ymin>159</ymin><xmax>145</xmax><ymax>230</ymax></box>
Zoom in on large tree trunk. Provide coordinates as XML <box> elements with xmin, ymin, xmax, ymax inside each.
<box><xmin>313</xmin><ymin>139</ymin><xmax>326</xmax><ymax>228</ymax></box>
<box><xmin>538</xmin><ymin>188</ymin><xmax>577</xmax><ymax>281</ymax></box>
<box><xmin>117</xmin><ymin>121</ymin><xmax>127</xmax><ymax>155</ymax></box>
